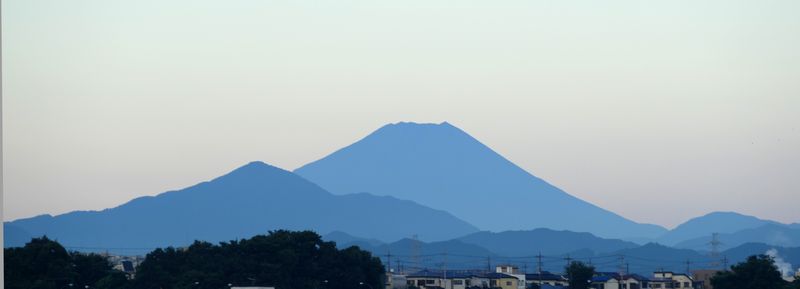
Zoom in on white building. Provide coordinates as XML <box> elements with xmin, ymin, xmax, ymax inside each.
<box><xmin>650</xmin><ymin>271</ymin><xmax>696</xmax><ymax>289</ymax></box>
<box><xmin>406</xmin><ymin>270</ymin><xmax>476</xmax><ymax>289</ymax></box>
<box><xmin>496</xmin><ymin>265</ymin><xmax>526</xmax><ymax>289</ymax></box>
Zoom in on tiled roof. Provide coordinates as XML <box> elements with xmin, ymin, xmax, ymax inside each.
<box><xmin>525</xmin><ymin>272</ymin><xmax>566</xmax><ymax>281</ymax></box>
<box><xmin>623</xmin><ymin>274</ymin><xmax>650</xmax><ymax>281</ymax></box>
<box><xmin>484</xmin><ymin>273</ymin><xmax>519</xmax><ymax>279</ymax></box>
<box><xmin>592</xmin><ymin>275</ymin><xmax>618</xmax><ymax>282</ymax></box>
<box><xmin>407</xmin><ymin>270</ymin><xmax>484</xmax><ymax>279</ymax></box>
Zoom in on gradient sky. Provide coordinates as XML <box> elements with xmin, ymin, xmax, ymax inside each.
<box><xmin>3</xmin><ymin>0</ymin><xmax>799</xmax><ymax>228</ymax></box>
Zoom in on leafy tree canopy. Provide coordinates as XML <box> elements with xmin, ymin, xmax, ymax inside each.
<box><xmin>132</xmin><ymin>230</ymin><xmax>385</xmax><ymax>289</ymax></box>
<box><xmin>711</xmin><ymin>254</ymin><xmax>788</xmax><ymax>289</ymax></box>
<box><xmin>565</xmin><ymin>261</ymin><xmax>595</xmax><ymax>289</ymax></box>
<box><xmin>4</xmin><ymin>236</ymin><xmax>121</xmax><ymax>289</ymax></box>
<box><xmin>7</xmin><ymin>231</ymin><xmax>384</xmax><ymax>289</ymax></box>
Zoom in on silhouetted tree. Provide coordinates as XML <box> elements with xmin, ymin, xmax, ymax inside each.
<box><xmin>565</xmin><ymin>261</ymin><xmax>595</xmax><ymax>289</ymax></box>
<box><xmin>95</xmin><ymin>271</ymin><xmax>132</xmax><ymax>289</ymax></box>
<box><xmin>7</xmin><ymin>232</ymin><xmax>383</xmax><ymax>289</ymax></box>
<box><xmin>787</xmin><ymin>277</ymin><xmax>800</xmax><ymax>289</ymax></box>
<box><xmin>4</xmin><ymin>236</ymin><xmax>125</xmax><ymax>289</ymax></box>
<box><xmin>71</xmin><ymin>251</ymin><xmax>116</xmax><ymax>287</ymax></box>
<box><xmin>133</xmin><ymin>230</ymin><xmax>385</xmax><ymax>289</ymax></box>
<box><xmin>711</xmin><ymin>255</ymin><xmax>786</xmax><ymax>289</ymax></box>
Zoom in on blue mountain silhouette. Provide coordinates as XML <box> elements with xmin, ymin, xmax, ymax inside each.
<box><xmin>606</xmin><ymin>243</ymin><xmax>709</xmax><ymax>274</ymax></box>
<box><xmin>674</xmin><ymin>224</ymin><xmax>800</xmax><ymax>251</ymax></box>
<box><xmin>657</xmin><ymin>211</ymin><xmax>783</xmax><ymax>245</ymax></box>
<box><xmin>295</xmin><ymin>122</ymin><xmax>666</xmax><ymax>239</ymax></box>
<box><xmin>3</xmin><ymin>162</ymin><xmax>478</xmax><ymax>252</ymax></box>
<box><xmin>457</xmin><ymin>228</ymin><xmax>639</xmax><ymax>257</ymax></box>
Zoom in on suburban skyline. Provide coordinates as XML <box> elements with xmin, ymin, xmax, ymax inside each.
<box><xmin>4</xmin><ymin>0</ymin><xmax>800</xmax><ymax>228</ymax></box>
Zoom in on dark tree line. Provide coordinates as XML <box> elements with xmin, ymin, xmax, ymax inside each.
<box><xmin>5</xmin><ymin>231</ymin><xmax>385</xmax><ymax>289</ymax></box>
<box><xmin>565</xmin><ymin>261</ymin><xmax>595</xmax><ymax>289</ymax></box>
<box><xmin>5</xmin><ymin>236</ymin><xmax>128</xmax><ymax>289</ymax></box>
<box><xmin>711</xmin><ymin>254</ymin><xmax>800</xmax><ymax>289</ymax></box>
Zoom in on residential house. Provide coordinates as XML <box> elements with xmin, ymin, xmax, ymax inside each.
<box><xmin>650</xmin><ymin>271</ymin><xmax>698</xmax><ymax>289</ymax></box>
<box><xmin>386</xmin><ymin>272</ymin><xmax>408</xmax><ymax>289</ymax></box>
<box><xmin>486</xmin><ymin>272</ymin><xmax>522</xmax><ymax>289</ymax></box>
<box><xmin>468</xmin><ymin>274</ymin><xmax>491</xmax><ymax>289</ymax></box>
<box><xmin>690</xmin><ymin>269</ymin><xmax>720</xmax><ymax>289</ymax></box>
<box><xmin>495</xmin><ymin>265</ymin><xmax>526</xmax><ymax>289</ymax></box>
<box><xmin>406</xmin><ymin>270</ymin><xmax>479</xmax><ymax>289</ymax></box>
<box><xmin>407</xmin><ymin>270</ymin><xmax>446</xmax><ymax>289</ymax></box>
<box><xmin>112</xmin><ymin>259</ymin><xmax>137</xmax><ymax>279</ymax></box>
<box><xmin>591</xmin><ymin>273</ymin><xmax>651</xmax><ymax>289</ymax></box>
<box><xmin>525</xmin><ymin>271</ymin><xmax>568</xmax><ymax>288</ymax></box>
<box><xmin>591</xmin><ymin>275</ymin><xmax>621</xmax><ymax>289</ymax></box>
<box><xmin>620</xmin><ymin>274</ymin><xmax>650</xmax><ymax>289</ymax></box>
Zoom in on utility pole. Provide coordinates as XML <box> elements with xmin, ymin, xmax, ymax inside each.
<box><xmin>618</xmin><ymin>255</ymin><xmax>626</xmax><ymax>289</ymax></box>
<box><xmin>537</xmin><ymin>252</ymin><xmax>543</xmax><ymax>286</ymax></box>
<box><xmin>565</xmin><ymin>254</ymin><xmax>573</xmax><ymax>285</ymax></box>
<box><xmin>396</xmin><ymin>259</ymin><xmax>402</xmax><ymax>275</ymax></box>
<box><xmin>487</xmin><ymin>256</ymin><xmax>492</xmax><ymax>273</ymax></box>
<box><xmin>685</xmin><ymin>259</ymin><xmax>691</xmax><ymax>274</ymax></box>
<box><xmin>709</xmin><ymin>233</ymin><xmax>723</xmax><ymax>268</ymax></box>
<box><xmin>387</xmin><ymin>250</ymin><xmax>392</xmax><ymax>273</ymax></box>
<box><xmin>412</xmin><ymin>234</ymin><xmax>421</xmax><ymax>272</ymax></box>
<box><xmin>443</xmin><ymin>251</ymin><xmax>448</xmax><ymax>289</ymax></box>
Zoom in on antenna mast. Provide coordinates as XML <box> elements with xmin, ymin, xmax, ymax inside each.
<box><xmin>411</xmin><ymin>234</ymin><xmax>422</xmax><ymax>272</ymax></box>
<box><xmin>709</xmin><ymin>233</ymin><xmax>723</xmax><ymax>268</ymax></box>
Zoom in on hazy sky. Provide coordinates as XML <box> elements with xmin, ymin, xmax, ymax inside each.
<box><xmin>3</xmin><ymin>0</ymin><xmax>799</xmax><ymax>228</ymax></box>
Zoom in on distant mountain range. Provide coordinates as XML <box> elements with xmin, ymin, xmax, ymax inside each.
<box><xmin>5</xmin><ymin>121</ymin><xmax>800</xmax><ymax>275</ymax></box>
<box><xmin>324</xmin><ymin>231</ymin><xmax>800</xmax><ymax>276</ymax></box>
<box><xmin>656</xmin><ymin>212</ymin><xmax>784</xmax><ymax>246</ymax></box>
<box><xmin>630</xmin><ymin>211</ymin><xmax>800</xmax><ymax>252</ymax></box>
<box><xmin>3</xmin><ymin>162</ymin><xmax>478</xmax><ymax>253</ymax></box>
<box><xmin>675</xmin><ymin>224</ymin><xmax>800</xmax><ymax>251</ymax></box>
<box><xmin>456</xmin><ymin>229</ymin><xmax>639</xmax><ymax>257</ymax></box>
<box><xmin>295</xmin><ymin>122</ymin><xmax>666</xmax><ymax>239</ymax></box>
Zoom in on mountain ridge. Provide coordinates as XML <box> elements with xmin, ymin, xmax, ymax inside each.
<box><xmin>295</xmin><ymin>121</ymin><xmax>666</xmax><ymax>239</ymax></box>
<box><xmin>457</xmin><ymin>228</ymin><xmax>640</xmax><ymax>257</ymax></box>
<box><xmin>4</xmin><ymin>161</ymin><xmax>479</xmax><ymax>251</ymax></box>
<box><xmin>675</xmin><ymin>223</ymin><xmax>800</xmax><ymax>251</ymax></box>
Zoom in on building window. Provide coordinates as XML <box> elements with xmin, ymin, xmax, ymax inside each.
<box><xmin>454</xmin><ymin>280</ymin><xmax>463</xmax><ymax>285</ymax></box>
<box><xmin>652</xmin><ymin>284</ymin><xmax>661</xmax><ymax>288</ymax></box>
<box><xmin>425</xmin><ymin>280</ymin><xmax>435</xmax><ymax>285</ymax></box>
<box><xmin>683</xmin><ymin>282</ymin><xmax>689</xmax><ymax>288</ymax></box>
<box><xmin>506</xmin><ymin>281</ymin><xmax>512</xmax><ymax>286</ymax></box>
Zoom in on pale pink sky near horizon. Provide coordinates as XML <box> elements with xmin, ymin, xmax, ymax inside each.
<box><xmin>3</xmin><ymin>0</ymin><xmax>800</xmax><ymax>229</ymax></box>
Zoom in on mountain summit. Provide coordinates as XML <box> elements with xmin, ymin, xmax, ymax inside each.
<box><xmin>4</xmin><ymin>161</ymin><xmax>478</xmax><ymax>251</ymax></box>
<box><xmin>657</xmin><ymin>211</ymin><xmax>783</xmax><ymax>245</ymax></box>
<box><xmin>296</xmin><ymin>122</ymin><xmax>666</xmax><ymax>239</ymax></box>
